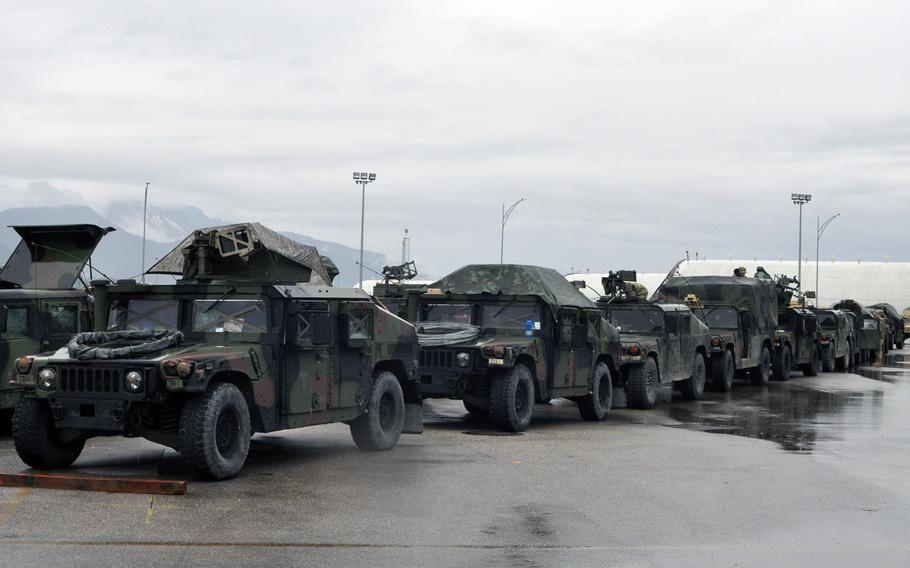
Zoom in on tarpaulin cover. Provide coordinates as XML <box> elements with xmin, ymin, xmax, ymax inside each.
<box><xmin>655</xmin><ymin>275</ymin><xmax>778</xmax><ymax>329</ymax></box>
<box><xmin>429</xmin><ymin>264</ymin><xmax>597</xmax><ymax>309</ymax></box>
<box><xmin>146</xmin><ymin>222</ymin><xmax>333</xmax><ymax>285</ymax></box>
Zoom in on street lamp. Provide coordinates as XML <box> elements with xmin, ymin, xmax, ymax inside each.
<box><xmin>500</xmin><ymin>198</ymin><xmax>526</xmax><ymax>264</ymax></box>
<box><xmin>791</xmin><ymin>193</ymin><xmax>812</xmax><ymax>297</ymax></box>
<box><xmin>353</xmin><ymin>172</ymin><xmax>376</xmax><ymax>288</ymax></box>
<box><xmin>816</xmin><ymin>213</ymin><xmax>840</xmax><ymax>307</ymax></box>
<box><xmin>141</xmin><ymin>182</ymin><xmax>150</xmax><ymax>283</ymax></box>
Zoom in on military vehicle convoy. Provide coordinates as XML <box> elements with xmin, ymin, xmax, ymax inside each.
<box><xmin>412</xmin><ymin>264</ymin><xmax>621</xmax><ymax>432</ymax></box>
<box><xmin>597</xmin><ymin>272</ymin><xmax>711</xmax><ymax>408</ymax></box>
<box><xmin>654</xmin><ymin>275</ymin><xmax>777</xmax><ymax>390</ymax></box>
<box><xmin>868</xmin><ymin>303</ymin><xmax>905</xmax><ymax>350</ymax></box>
<box><xmin>812</xmin><ymin>309</ymin><xmax>855</xmax><ymax>371</ymax></box>
<box><xmin>10</xmin><ymin>223</ymin><xmax>422</xmax><ymax>479</ymax></box>
<box><xmin>1</xmin><ymin>225</ymin><xmax>112</xmax><ymax>415</ymax></box>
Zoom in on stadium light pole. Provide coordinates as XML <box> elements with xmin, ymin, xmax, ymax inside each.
<box><xmin>500</xmin><ymin>198</ymin><xmax>526</xmax><ymax>264</ymax></box>
<box><xmin>353</xmin><ymin>172</ymin><xmax>376</xmax><ymax>288</ymax></box>
<box><xmin>816</xmin><ymin>213</ymin><xmax>840</xmax><ymax>307</ymax></box>
<box><xmin>791</xmin><ymin>193</ymin><xmax>812</xmax><ymax>298</ymax></box>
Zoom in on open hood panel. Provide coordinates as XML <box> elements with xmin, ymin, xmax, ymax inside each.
<box><xmin>0</xmin><ymin>224</ymin><xmax>114</xmax><ymax>290</ymax></box>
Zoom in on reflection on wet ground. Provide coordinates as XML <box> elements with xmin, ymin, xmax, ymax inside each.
<box><xmin>425</xmin><ymin>349</ymin><xmax>910</xmax><ymax>457</ymax></box>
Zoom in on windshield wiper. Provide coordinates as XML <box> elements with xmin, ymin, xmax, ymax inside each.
<box><xmin>204</xmin><ymin>286</ymin><xmax>236</xmax><ymax>314</ymax></box>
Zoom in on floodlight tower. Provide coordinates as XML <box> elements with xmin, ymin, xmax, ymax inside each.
<box><xmin>353</xmin><ymin>172</ymin><xmax>376</xmax><ymax>288</ymax></box>
<box><xmin>791</xmin><ymin>193</ymin><xmax>812</xmax><ymax>298</ymax></box>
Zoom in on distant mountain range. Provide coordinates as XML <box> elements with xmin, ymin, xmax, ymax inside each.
<box><xmin>0</xmin><ymin>204</ymin><xmax>386</xmax><ymax>287</ymax></box>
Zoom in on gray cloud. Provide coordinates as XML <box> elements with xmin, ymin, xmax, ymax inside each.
<box><xmin>1</xmin><ymin>1</ymin><xmax>908</xmax><ymax>279</ymax></box>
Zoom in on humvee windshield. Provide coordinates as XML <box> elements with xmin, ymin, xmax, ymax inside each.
<box><xmin>481</xmin><ymin>305</ymin><xmax>540</xmax><ymax>330</ymax></box>
<box><xmin>862</xmin><ymin>318</ymin><xmax>878</xmax><ymax>331</ymax></box>
<box><xmin>420</xmin><ymin>303</ymin><xmax>472</xmax><ymax>324</ymax></box>
<box><xmin>108</xmin><ymin>299</ymin><xmax>179</xmax><ymax>331</ymax></box>
<box><xmin>192</xmin><ymin>299</ymin><xmax>268</xmax><ymax>333</ymax></box>
<box><xmin>816</xmin><ymin>313</ymin><xmax>836</xmax><ymax>328</ymax></box>
<box><xmin>609</xmin><ymin>307</ymin><xmax>663</xmax><ymax>333</ymax></box>
<box><xmin>4</xmin><ymin>306</ymin><xmax>29</xmax><ymax>336</ymax></box>
<box><xmin>694</xmin><ymin>306</ymin><xmax>739</xmax><ymax>329</ymax></box>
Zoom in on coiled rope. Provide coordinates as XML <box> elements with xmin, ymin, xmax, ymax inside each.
<box><xmin>67</xmin><ymin>329</ymin><xmax>184</xmax><ymax>360</ymax></box>
<box><xmin>416</xmin><ymin>321</ymin><xmax>481</xmax><ymax>346</ymax></box>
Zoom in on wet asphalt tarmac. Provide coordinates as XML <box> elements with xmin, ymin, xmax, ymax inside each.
<box><xmin>1</xmin><ymin>351</ymin><xmax>909</xmax><ymax>567</ymax></box>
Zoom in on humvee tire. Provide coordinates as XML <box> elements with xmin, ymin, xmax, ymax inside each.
<box><xmin>711</xmin><ymin>350</ymin><xmax>735</xmax><ymax>392</ymax></box>
<box><xmin>773</xmin><ymin>346</ymin><xmax>792</xmax><ymax>381</ymax></box>
<box><xmin>178</xmin><ymin>382</ymin><xmax>252</xmax><ymax>480</ymax></box>
<box><xmin>351</xmin><ymin>371</ymin><xmax>405</xmax><ymax>451</ymax></box>
<box><xmin>748</xmin><ymin>347</ymin><xmax>772</xmax><ymax>386</ymax></box>
<box><xmin>800</xmin><ymin>345</ymin><xmax>821</xmax><ymax>377</ymax></box>
<box><xmin>897</xmin><ymin>339</ymin><xmax>904</xmax><ymax>350</ymax></box>
<box><xmin>12</xmin><ymin>397</ymin><xmax>85</xmax><ymax>470</ymax></box>
<box><xmin>463</xmin><ymin>400</ymin><xmax>488</xmax><ymax>417</ymax></box>
<box><xmin>626</xmin><ymin>356</ymin><xmax>659</xmax><ymax>410</ymax></box>
<box><xmin>822</xmin><ymin>344</ymin><xmax>836</xmax><ymax>372</ymax></box>
<box><xmin>680</xmin><ymin>353</ymin><xmax>706</xmax><ymax>401</ymax></box>
<box><xmin>578</xmin><ymin>362</ymin><xmax>613</xmax><ymax>421</ymax></box>
<box><xmin>490</xmin><ymin>364</ymin><xmax>534</xmax><ymax>432</ymax></box>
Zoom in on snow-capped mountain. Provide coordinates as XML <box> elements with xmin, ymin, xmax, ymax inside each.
<box><xmin>105</xmin><ymin>202</ymin><xmax>222</xmax><ymax>244</ymax></box>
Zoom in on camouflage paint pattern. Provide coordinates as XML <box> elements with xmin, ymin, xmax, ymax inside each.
<box><xmin>812</xmin><ymin>309</ymin><xmax>856</xmax><ymax>365</ymax></box>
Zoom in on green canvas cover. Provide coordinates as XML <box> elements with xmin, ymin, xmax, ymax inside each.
<box><xmin>655</xmin><ymin>275</ymin><xmax>778</xmax><ymax>329</ymax></box>
<box><xmin>429</xmin><ymin>264</ymin><xmax>597</xmax><ymax>309</ymax></box>
<box><xmin>868</xmin><ymin>303</ymin><xmax>901</xmax><ymax>323</ymax></box>
<box><xmin>146</xmin><ymin>222</ymin><xmax>334</xmax><ymax>285</ymax></box>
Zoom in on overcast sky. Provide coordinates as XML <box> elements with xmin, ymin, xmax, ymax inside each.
<box><xmin>1</xmin><ymin>1</ymin><xmax>908</xmax><ymax>279</ymax></box>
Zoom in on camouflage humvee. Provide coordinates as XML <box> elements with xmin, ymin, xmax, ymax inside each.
<box><xmin>654</xmin><ymin>275</ymin><xmax>777</xmax><ymax>390</ymax></box>
<box><xmin>597</xmin><ymin>272</ymin><xmax>711</xmax><ymax>409</ymax></box>
<box><xmin>1</xmin><ymin>225</ymin><xmax>112</xmax><ymax>415</ymax></box>
<box><xmin>868</xmin><ymin>303</ymin><xmax>905</xmax><ymax>350</ymax></box>
<box><xmin>831</xmin><ymin>299</ymin><xmax>882</xmax><ymax>364</ymax></box>
<box><xmin>413</xmin><ymin>264</ymin><xmax>620</xmax><ymax>432</ymax></box>
<box><xmin>811</xmin><ymin>309</ymin><xmax>855</xmax><ymax>371</ymax></box>
<box><xmin>10</xmin><ymin>223</ymin><xmax>421</xmax><ymax>480</ymax></box>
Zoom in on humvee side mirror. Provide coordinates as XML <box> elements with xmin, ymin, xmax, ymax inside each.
<box><xmin>740</xmin><ymin>312</ymin><xmax>754</xmax><ymax>329</ymax></box>
<box><xmin>560</xmin><ymin>325</ymin><xmax>573</xmax><ymax>345</ymax></box>
<box><xmin>571</xmin><ymin>325</ymin><xmax>588</xmax><ymax>348</ymax></box>
<box><xmin>0</xmin><ymin>306</ymin><xmax>7</xmax><ymax>333</ymax></box>
<box><xmin>308</xmin><ymin>312</ymin><xmax>332</xmax><ymax>346</ymax></box>
<box><xmin>804</xmin><ymin>291</ymin><xmax>816</xmax><ymax>299</ymax></box>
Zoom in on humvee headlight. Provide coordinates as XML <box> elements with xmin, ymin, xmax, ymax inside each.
<box><xmin>125</xmin><ymin>370</ymin><xmax>144</xmax><ymax>392</ymax></box>
<box><xmin>710</xmin><ymin>338</ymin><xmax>721</xmax><ymax>347</ymax></box>
<box><xmin>176</xmin><ymin>360</ymin><xmax>195</xmax><ymax>379</ymax></box>
<box><xmin>456</xmin><ymin>352</ymin><xmax>471</xmax><ymax>368</ymax></box>
<box><xmin>492</xmin><ymin>345</ymin><xmax>505</xmax><ymax>358</ymax></box>
<box><xmin>15</xmin><ymin>356</ymin><xmax>32</xmax><ymax>375</ymax></box>
<box><xmin>37</xmin><ymin>368</ymin><xmax>57</xmax><ymax>391</ymax></box>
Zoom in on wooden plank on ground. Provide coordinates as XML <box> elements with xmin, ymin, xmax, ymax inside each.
<box><xmin>0</xmin><ymin>472</ymin><xmax>186</xmax><ymax>495</ymax></box>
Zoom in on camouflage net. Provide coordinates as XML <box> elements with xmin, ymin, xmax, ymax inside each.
<box><xmin>416</xmin><ymin>322</ymin><xmax>481</xmax><ymax>347</ymax></box>
<box><xmin>67</xmin><ymin>329</ymin><xmax>184</xmax><ymax>361</ymax></box>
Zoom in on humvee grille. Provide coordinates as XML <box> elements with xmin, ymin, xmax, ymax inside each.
<box><xmin>420</xmin><ymin>349</ymin><xmax>455</xmax><ymax>369</ymax></box>
<box><xmin>59</xmin><ymin>367</ymin><xmax>122</xmax><ymax>394</ymax></box>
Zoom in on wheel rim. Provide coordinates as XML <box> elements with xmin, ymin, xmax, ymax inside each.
<box><xmin>378</xmin><ymin>392</ymin><xmax>396</xmax><ymax>432</ymax></box>
<box><xmin>215</xmin><ymin>408</ymin><xmax>241</xmax><ymax>458</ymax></box>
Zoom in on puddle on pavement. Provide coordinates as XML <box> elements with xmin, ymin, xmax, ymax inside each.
<box><xmin>659</xmin><ymin>349</ymin><xmax>909</xmax><ymax>452</ymax></box>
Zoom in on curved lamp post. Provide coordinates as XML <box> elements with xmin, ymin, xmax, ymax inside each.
<box><xmin>500</xmin><ymin>198</ymin><xmax>526</xmax><ymax>264</ymax></box>
<box><xmin>816</xmin><ymin>213</ymin><xmax>840</xmax><ymax>307</ymax></box>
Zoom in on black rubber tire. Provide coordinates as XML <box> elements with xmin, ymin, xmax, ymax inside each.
<box><xmin>822</xmin><ymin>344</ymin><xmax>836</xmax><ymax>372</ymax></box>
<box><xmin>626</xmin><ymin>357</ymin><xmax>659</xmax><ymax>410</ymax></box>
<box><xmin>680</xmin><ymin>353</ymin><xmax>706</xmax><ymax>400</ymax></box>
<box><xmin>12</xmin><ymin>397</ymin><xmax>85</xmax><ymax>469</ymax></box>
<box><xmin>463</xmin><ymin>400</ymin><xmax>488</xmax><ymax>417</ymax></box>
<box><xmin>178</xmin><ymin>382</ymin><xmax>252</xmax><ymax>480</ymax></box>
<box><xmin>578</xmin><ymin>363</ymin><xmax>613</xmax><ymax>421</ymax></box>
<box><xmin>800</xmin><ymin>345</ymin><xmax>821</xmax><ymax>377</ymax></box>
<box><xmin>897</xmin><ymin>339</ymin><xmax>904</xmax><ymax>350</ymax></box>
<box><xmin>710</xmin><ymin>350</ymin><xmax>735</xmax><ymax>392</ymax></box>
<box><xmin>882</xmin><ymin>337</ymin><xmax>889</xmax><ymax>356</ymax></box>
<box><xmin>351</xmin><ymin>371</ymin><xmax>405</xmax><ymax>451</ymax></box>
<box><xmin>773</xmin><ymin>346</ymin><xmax>792</xmax><ymax>381</ymax></box>
<box><xmin>748</xmin><ymin>346</ymin><xmax>772</xmax><ymax>386</ymax></box>
<box><xmin>835</xmin><ymin>352</ymin><xmax>847</xmax><ymax>372</ymax></box>
<box><xmin>489</xmin><ymin>364</ymin><xmax>535</xmax><ymax>432</ymax></box>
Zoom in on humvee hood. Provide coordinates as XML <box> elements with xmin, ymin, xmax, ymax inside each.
<box><xmin>430</xmin><ymin>264</ymin><xmax>596</xmax><ymax>309</ymax></box>
<box><xmin>0</xmin><ymin>224</ymin><xmax>113</xmax><ymax>290</ymax></box>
